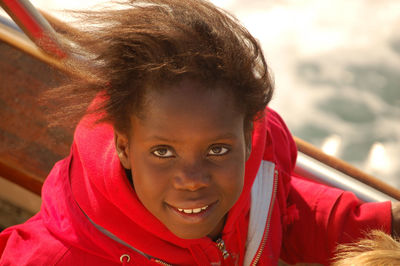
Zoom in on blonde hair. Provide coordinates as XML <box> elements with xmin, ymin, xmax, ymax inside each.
<box><xmin>332</xmin><ymin>230</ymin><xmax>400</xmax><ymax>266</ymax></box>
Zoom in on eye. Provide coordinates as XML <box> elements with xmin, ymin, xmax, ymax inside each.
<box><xmin>208</xmin><ymin>145</ymin><xmax>230</xmax><ymax>156</ymax></box>
<box><xmin>152</xmin><ymin>147</ymin><xmax>174</xmax><ymax>158</ymax></box>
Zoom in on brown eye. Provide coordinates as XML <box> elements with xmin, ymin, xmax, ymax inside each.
<box><xmin>152</xmin><ymin>147</ymin><xmax>174</xmax><ymax>158</ymax></box>
<box><xmin>208</xmin><ymin>145</ymin><xmax>229</xmax><ymax>156</ymax></box>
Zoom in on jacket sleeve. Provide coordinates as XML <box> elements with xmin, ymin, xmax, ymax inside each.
<box><xmin>280</xmin><ymin>175</ymin><xmax>392</xmax><ymax>265</ymax></box>
<box><xmin>0</xmin><ymin>213</ymin><xmax>70</xmax><ymax>265</ymax></box>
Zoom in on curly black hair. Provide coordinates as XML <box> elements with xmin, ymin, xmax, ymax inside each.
<box><xmin>47</xmin><ymin>0</ymin><xmax>274</xmax><ymax>133</ymax></box>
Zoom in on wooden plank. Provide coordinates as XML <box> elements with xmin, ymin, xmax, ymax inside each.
<box><xmin>0</xmin><ymin>41</ymin><xmax>72</xmax><ymax>195</ymax></box>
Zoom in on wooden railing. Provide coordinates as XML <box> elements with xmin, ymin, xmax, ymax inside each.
<box><xmin>0</xmin><ymin>17</ymin><xmax>72</xmax><ymax>196</ymax></box>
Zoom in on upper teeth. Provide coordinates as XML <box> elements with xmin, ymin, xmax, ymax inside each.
<box><xmin>177</xmin><ymin>206</ymin><xmax>208</xmax><ymax>214</ymax></box>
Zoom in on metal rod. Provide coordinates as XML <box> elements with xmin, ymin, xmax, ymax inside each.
<box><xmin>295</xmin><ymin>152</ymin><xmax>397</xmax><ymax>202</ymax></box>
<box><xmin>294</xmin><ymin>136</ymin><xmax>400</xmax><ymax>201</ymax></box>
<box><xmin>0</xmin><ymin>17</ymin><xmax>64</xmax><ymax>69</ymax></box>
<box><xmin>0</xmin><ymin>0</ymin><xmax>65</xmax><ymax>58</ymax></box>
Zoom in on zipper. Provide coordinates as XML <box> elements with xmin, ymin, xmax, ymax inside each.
<box><xmin>216</xmin><ymin>238</ymin><xmax>230</xmax><ymax>259</ymax></box>
<box><xmin>156</xmin><ymin>239</ymin><xmax>231</xmax><ymax>265</ymax></box>
<box><xmin>250</xmin><ymin>169</ymin><xmax>279</xmax><ymax>266</ymax></box>
<box><xmin>152</xmin><ymin>258</ymin><xmax>173</xmax><ymax>266</ymax></box>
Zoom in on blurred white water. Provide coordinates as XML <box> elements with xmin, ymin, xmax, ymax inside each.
<box><xmin>9</xmin><ymin>0</ymin><xmax>400</xmax><ymax>187</ymax></box>
<box><xmin>217</xmin><ymin>0</ymin><xmax>400</xmax><ymax>187</ymax></box>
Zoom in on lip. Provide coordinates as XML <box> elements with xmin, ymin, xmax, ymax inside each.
<box><xmin>166</xmin><ymin>201</ymin><xmax>218</xmax><ymax>223</ymax></box>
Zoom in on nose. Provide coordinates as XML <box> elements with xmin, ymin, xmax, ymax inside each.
<box><xmin>173</xmin><ymin>160</ymin><xmax>211</xmax><ymax>191</ymax></box>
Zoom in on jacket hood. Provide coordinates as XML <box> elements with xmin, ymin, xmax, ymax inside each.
<box><xmin>40</xmin><ymin>107</ymin><xmax>297</xmax><ymax>264</ymax></box>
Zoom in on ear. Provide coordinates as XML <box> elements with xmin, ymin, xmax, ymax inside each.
<box><xmin>114</xmin><ymin>130</ymin><xmax>131</xmax><ymax>169</ymax></box>
<box><xmin>245</xmin><ymin>123</ymin><xmax>253</xmax><ymax>161</ymax></box>
<box><xmin>245</xmin><ymin>137</ymin><xmax>252</xmax><ymax>161</ymax></box>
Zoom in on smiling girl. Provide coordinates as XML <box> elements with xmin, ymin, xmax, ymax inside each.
<box><xmin>0</xmin><ymin>0</ymin><xmax>396</xmax><ymax>265</ymax></box>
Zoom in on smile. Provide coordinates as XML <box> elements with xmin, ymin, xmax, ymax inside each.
<box><xmin>177</xmin><ymin>205</ymin><xmax>209</xmax><ymax>214</ymax></box>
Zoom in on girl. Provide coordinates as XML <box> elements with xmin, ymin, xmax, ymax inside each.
<box><xmin>0</xmin><ymin>0</ymin><xmax>395</xmax><ymax>265</ymax></box>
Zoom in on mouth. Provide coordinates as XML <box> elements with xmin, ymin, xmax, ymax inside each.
<box><xmin>166</xmin><ymin>201</ymin><xmax>217</xmax><ymax>221</ymax></box>
<box><xmin>176</xmin><ymin>205</ymin><xmax>209</xmax><ymax>214</ymax></box>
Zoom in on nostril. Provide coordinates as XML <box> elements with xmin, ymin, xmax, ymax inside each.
<box><xmin>173</xmin><ymin>173</ymin><xmax>210</xmax><ymax>191</ymax></box>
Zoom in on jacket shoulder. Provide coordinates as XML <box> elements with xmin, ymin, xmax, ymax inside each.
<box><xmin>263</xmin><ymin>108</ymin><xmax>297</xmax><ymax>190</ymax></box>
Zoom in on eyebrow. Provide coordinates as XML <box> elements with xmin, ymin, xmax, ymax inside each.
<box><xmin>212</xmin><ymin>133</ymin><xmax>238</xmax><ymax>140</ymax></box>
<box><xmin>146</xmin><ymin>133</ymin><xmax>238</xmax><ymax>143</ymax></box>
<box><xmin>145</xmin><ymin>136</ymin><xmax>178</xmax><ymax>143</ymax></box>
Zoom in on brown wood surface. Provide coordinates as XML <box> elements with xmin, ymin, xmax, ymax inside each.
<box><xmin>0</xmin><ymin>41</ymin><xmax>73</xmax><ymax>195</ymax></box>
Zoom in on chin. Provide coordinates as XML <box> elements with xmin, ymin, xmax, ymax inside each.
<box><xmin>170</xmin><ymin>227</ymin><xmax>210</xmax><ymax>240</ymax></box>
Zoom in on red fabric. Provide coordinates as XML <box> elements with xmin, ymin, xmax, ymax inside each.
<box><xmin>0</xmin><ymin>108</ymin><xmax>392</xmax><ymax>265</ymax></box>
<box><xmin>280</xmin><ymin>176</ymin><xmax>392</xmax><ymax>265</ymax></box>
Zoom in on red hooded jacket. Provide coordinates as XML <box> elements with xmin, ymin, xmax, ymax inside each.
<box><xmin>0</xmin><ymin>108</ymin><xmax>391</xmax><ymax>265</ymax></box>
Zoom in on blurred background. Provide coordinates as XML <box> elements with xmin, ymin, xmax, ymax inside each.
<box><xmin>216</xmin><ymin>0</ymin><xmax>400</xmax><ymax>188</ymax></box>
<box><xmin>0</xmin><ymin>0</ymin><xmax>399</xmax><ymax>227</ymax></box>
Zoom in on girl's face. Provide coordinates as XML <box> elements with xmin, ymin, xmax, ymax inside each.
<box><xmin>115</xmin><ymin>81</ymin><xmax>250</xmax><ymax>239</ymax></box>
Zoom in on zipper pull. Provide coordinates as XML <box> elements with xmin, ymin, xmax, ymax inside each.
<box><xmin>215</xmin><ymin>238</ymin><xmax>230</xmax><ymax>259</ymax></box>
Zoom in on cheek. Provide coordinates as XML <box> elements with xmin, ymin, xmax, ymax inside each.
<box><xmin>130</xmin><ymin>157</ymin><xmax>169</xmax><ymax>201</ymax></box>
<box><xmin>217</xmin><ymin>158</ymin><xmax>246</xmax><ymax>199</ymax></box>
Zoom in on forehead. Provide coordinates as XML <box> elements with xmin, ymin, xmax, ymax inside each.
<box><xmin>131</xmin><ymin>80</ymin><xmax>244</xmax><ymax>138</ymax></box>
